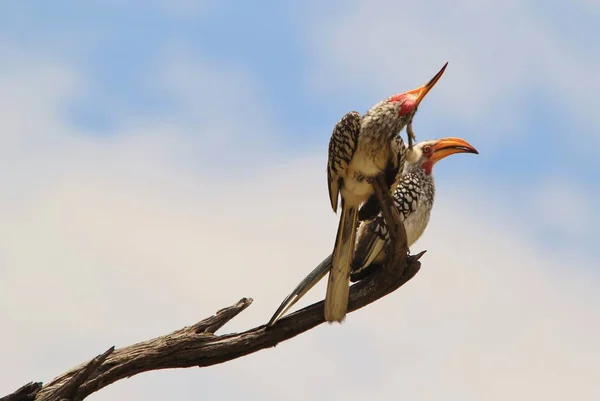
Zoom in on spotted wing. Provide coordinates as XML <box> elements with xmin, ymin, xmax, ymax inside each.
<box><xmin>351</xmin><ymin>172</ymin><xmax>421</xmax><ymax>280</ymax></box>
<box><xmin>327</xmin><ymin>111</ymin><xmax>362</xmax><ymax>213</ymax></box>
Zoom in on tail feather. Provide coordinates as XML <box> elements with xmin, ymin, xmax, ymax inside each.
<box><xmin>325</xmin><ymin>201</ymin><xmax>358</xmax><ymax>322</ymax></box>
<box><xmin>351</xmin><ymin>217</ymin><xmax>387</xmax><ymax>278</ymax></box>
<box><xmin>266</xmin><ymin>255</ymin><xmax>332</xmax><ymax>327</ymax></box>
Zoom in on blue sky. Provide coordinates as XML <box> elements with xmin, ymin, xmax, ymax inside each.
<box><xmin>1</xmin><ymin>2</ymin><xmax>599</xmax><ymax>401</ymax></box>
<box><xmin>2</xmin><ymin>1</ymin><xmax>598</xmax><ymax>176</ymax></box>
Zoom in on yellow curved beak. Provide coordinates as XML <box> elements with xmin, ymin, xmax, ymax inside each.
<box><xmin>405</xmin><ymin>62</ymin><xmax>448</xmax><ymax>107</ymax></box>
<box><xmin>430</xmin><ymin>137</ymin><xmax>479</xmax><ymax>163</ymax></box>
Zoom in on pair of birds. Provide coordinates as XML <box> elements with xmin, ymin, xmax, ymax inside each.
<box><xmin>267</xmin><ymin>63</ymin><xmax>478</xmax><ymax>326</ymax></box>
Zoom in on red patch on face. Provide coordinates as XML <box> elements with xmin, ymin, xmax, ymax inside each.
<box><xmin>389</xmin><ymin>94</ymin><xmax>417</xmax><ymax>116</ymax></box>
<box><xmin>422</xmin><ymin>160</ymin><xmax>434</xmax><ymax>175</ymax></box>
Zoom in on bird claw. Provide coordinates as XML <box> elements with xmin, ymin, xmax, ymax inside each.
<box><xmin>406</xmin><ymin>119</ymin><xmax>417</xmax><ymax>150</ymax></box>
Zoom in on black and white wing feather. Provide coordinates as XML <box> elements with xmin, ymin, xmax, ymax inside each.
<box><xmin>351</xmin><ymin>171</ymin><xmax>422</xmax><ymax>281</ymax></box>
<box><xmin>327</xmin><ymin>111</ymin><xmax>361</xmax><ymax>212</ymax></box>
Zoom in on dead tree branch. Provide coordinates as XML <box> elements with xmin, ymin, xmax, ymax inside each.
<box><xmin>2</xmin><ymin>174</ymin><xmax>424</xmax><ymax>401</ymax></box>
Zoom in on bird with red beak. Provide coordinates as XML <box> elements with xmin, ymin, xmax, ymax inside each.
<box><xmin>268</xmin><ymin>137</ymin><xmax>478</xmax><ymax>327</ymax></box>
<box><xmin>325</xmin><ymin>63</ymin><xmax>448</xmax><ymax>322</ymax></box>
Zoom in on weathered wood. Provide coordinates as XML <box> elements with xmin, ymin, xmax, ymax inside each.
<box><xmin>0</xmin><ymin>382</ymin><xmax>42</xmax><ymax>401</ymax></box>
<box><xmin>2</xmin><ymin>174</ymin><xmax>424</xmax><ymax>401</ymax></box>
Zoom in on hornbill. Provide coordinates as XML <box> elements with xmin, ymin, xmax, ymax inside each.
<box><xmin>267</xmin><ymin>137</ymin><xmax>478</xmax><ymax>327</ymax></box>
<box><xmin>325</xmin><ymin>63</ymin><xmax>448</xmax><ymax>322</ymax></box>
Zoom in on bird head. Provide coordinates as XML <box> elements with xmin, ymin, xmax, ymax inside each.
<box><xmin>387</xmin><ymin>62</ymin><xmax>448</xmax><ymax>120</ymax></box>
<box><xmin>406</xmin><ymin>137</ymin><xmax>478</xmax><ymax>175</ymax></box>
<box><xmin>362</xmin><ymin>63</ymin><xmax>448</xmax><ymax>142</ymax></box>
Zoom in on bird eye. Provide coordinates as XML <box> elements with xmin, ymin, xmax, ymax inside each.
<box><xmin>422</xmin><ymin>145</ymin><xmax>432</xmax><ymax>154</ymax></box>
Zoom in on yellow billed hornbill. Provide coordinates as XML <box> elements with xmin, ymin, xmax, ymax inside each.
<box><xmin>268</xmin><ymin>137</ymin><xmax>478</xmax><ymax>326</ymax></box>
<box><xmin>325</xmin><ymin>63</ymin><xmax>448</xmax><ymax>322</ymax></box>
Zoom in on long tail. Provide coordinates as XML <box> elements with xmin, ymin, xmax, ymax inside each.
<box><xmin>266</xmin><ymin>254</ymin><xmax>332</xmax><ymax>327</ymax></box>
<box><xmin>325</xmin><ymin>200</ymin><xmax>358</xmax><ymax>322</ymax></box>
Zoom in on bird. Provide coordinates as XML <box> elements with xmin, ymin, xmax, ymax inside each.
<box><xmin>351</xmin><ymin>137</ymin><xmax>478</xmax><ymax>280</ymax></box>
<box><xmin>325</xmin><ymin>62</ymin><xmax>448</xmax><ymax>322</ymax></box>
<box><xmin>267</xmin><ymin>137</ymin><xmax>478</xmax><ymax>327</ymax></box>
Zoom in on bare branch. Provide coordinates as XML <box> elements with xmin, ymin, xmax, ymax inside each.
<box><xmin>192</xmin><ymin>297</ymin><xmax>252</xmax><ymax>334</ymax></box>
<box><xmin>42</xmin><ymin>347</ymin><xmax>115</xmax><ymax>401</ymax></box>
<box><xmin>0</xmin><ymin>382</ymin><xmax>42</xmax><ymax>401</ymax></box>
<box><xmin>2</xmin><ymin>174</ymin><xmax>424</xmax><ymax>401</ymax></box>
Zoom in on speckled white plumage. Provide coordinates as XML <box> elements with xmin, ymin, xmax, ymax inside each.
<box><xmin>267</xmin><ymin>136</ymin><xmax>478</xmax><ymax>327</ymax></box>
<box><xmin>325</xmin><ymin>97</ymin><xmax>416</xmax><ymax>322</ymax></box>
<box><xmin>353</xmin><ymin>158</ymin><xmax>435</xmax><ymax>273</ymax></box>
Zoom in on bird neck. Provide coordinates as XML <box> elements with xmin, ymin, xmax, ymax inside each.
<box><xmin>361</xmin><ymin>103</ymin><xmax>409</xmax><ymax>142</ymax></box>
<box><xmin>411</xmin><ymin>166</ymin><xmax>435</xmax><ymax>202</ymax></box>
<box><xmin>422</xmin><ymin>160</ymin><xmax>434</xmax><ymax>175</ymax></box>
<box><xmin>405</xmin><ymin>160</ymin><xmax>435</xmax><ymax>178</ymax></box>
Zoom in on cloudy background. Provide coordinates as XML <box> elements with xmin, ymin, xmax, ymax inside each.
<box><xmin>1</xmin><ymin>1</ymin><xmax>599</xmax><ymax>400</ymax></box>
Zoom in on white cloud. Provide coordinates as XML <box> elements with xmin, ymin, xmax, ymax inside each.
<box><xmin>1</xmin><ymin>41</ymin><xmax>599</xmax><ymax>401</ymax></box>
<box><xmin>304</xmin><ymin>0</ymin><xmax>600</xmax><ymax>145</ymax></box>
<box><xmin>151</xmin><ymin>52</ymin><xmax>283</xmax><ymax>165</ymax></box>
<box><xmin>526</xmin><ymin>176</ymin><xmax>598</xmax><ymax>242</ymax></box>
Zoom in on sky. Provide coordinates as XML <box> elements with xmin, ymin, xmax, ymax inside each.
<box><xmin>0</xmin><ymin>1</ymin><xmax>599</xmax><ymax>400</ymax></box>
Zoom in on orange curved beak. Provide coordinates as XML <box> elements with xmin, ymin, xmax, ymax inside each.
<box><xmin>405</xmin><ymin>62</ymin><xmax>448</xmax><ymax>107</ymax></box>
<box><xmin>430</xmin><ymin>137</ymin><xmax>479</xmax><ymax>163</ymax></box>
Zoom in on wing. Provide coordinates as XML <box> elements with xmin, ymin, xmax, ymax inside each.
<box><xmin>351</xmin><ymin>172</ymin><xmax>420</xmax><ymax>280</ymax></box>
<box><xmin>393</xmin><ymin>172</ymin><xmax>422</xmax><ymax>218</ymax></box>
<box><xmin>327</xmin><ymin>111</ymin><xmax>362</xmax><ymax>212</ymax></box>
<box><xmin>351</xmin><ymin>214</ymin><xmax>388</xmax><ymax>279</ymax></box>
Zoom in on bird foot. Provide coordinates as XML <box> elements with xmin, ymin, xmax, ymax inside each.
<box><xmin>406</xmin><ymin>119</ymin><xmax>416</xmax><ymax>150</ymax></box>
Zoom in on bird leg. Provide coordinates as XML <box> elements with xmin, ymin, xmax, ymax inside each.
<box><xmin>406</xmin><ymin>119</ymin><xmax>416</xmax><ymax>151</ymax></box>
